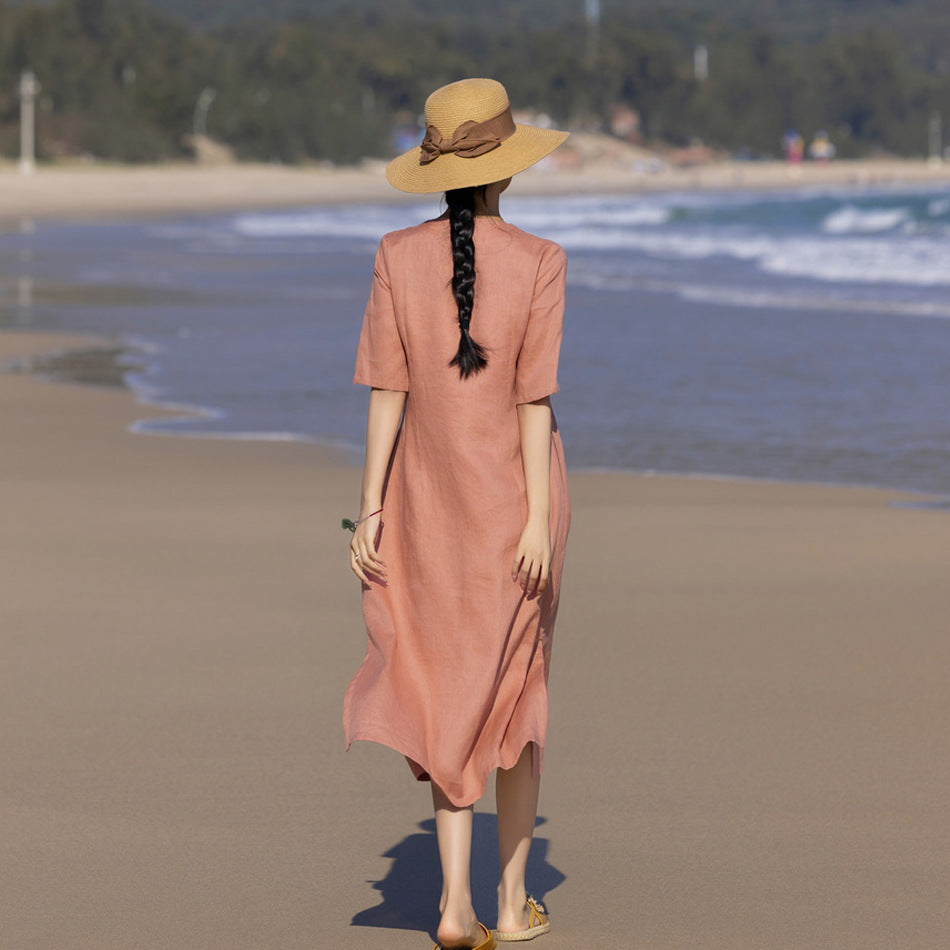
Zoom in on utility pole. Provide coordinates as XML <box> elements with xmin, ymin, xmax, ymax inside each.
<box><xmin>585</xmin><ymin>0</ymin><xmax>600</xmax><ymax>66</ymax></box>
<box><xmin>583</xmin><ymin>0</ymin><xmax>601</xmax><ymax>130</ymax></box>
<box><xmin>18</xmin><ymin>69</ymin><xmax>41</xmax><ymax>175</ymax></box>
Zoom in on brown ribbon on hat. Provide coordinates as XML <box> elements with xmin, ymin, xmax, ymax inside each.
<box><xmin>418</xmin><ymin>107</ymin><xmax>517</xmax><ymax>165</ymax></box>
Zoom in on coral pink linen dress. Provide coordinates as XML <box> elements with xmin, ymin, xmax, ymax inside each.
<box><xmin>342</xmin><ymin>216</ymin><xmax>570</xmax><ymax>808</ymax></box>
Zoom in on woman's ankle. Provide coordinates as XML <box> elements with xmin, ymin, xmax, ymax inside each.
<box><xmin>496</xmin><ymin>881</ymin><xmax>527</xmax><ymax>912</ymax></box>
<box><xmin>495</xmin><ymin>887</ymin><xmax>531</xmax><ymax>933</ymax></box>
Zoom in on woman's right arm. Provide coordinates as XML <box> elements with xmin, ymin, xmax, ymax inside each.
<box><xmin>349</xmin><ymin>387</ymin><xmax>406</xmax><ymax>583</ymax></box>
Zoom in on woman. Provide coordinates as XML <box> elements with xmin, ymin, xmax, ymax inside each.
<box><xmin>342</xmin><ymin>78</ymin><xmax>570</xmax><ymax>950</ymax></box>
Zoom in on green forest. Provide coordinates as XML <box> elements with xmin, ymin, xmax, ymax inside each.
<box><xmin>2</xmin><ymin>0</ymin><xmax>949</xmax><ymax>164</ymax></box>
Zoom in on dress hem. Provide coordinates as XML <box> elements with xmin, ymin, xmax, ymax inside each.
<box><xmin>344</xmin><ymin>726</ymin><xmax>545</xmax><ymax>808</ymax></box>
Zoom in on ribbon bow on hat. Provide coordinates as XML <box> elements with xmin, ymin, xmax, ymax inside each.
<box><xmin>419</xmin><ymin>109</ymin><xmax>516</xmax><ymax>165</ymax></box>
<box><xmin>386</xmin><ymin>79</ymin><xmax>568</xmax><ymax>193</ymax></box>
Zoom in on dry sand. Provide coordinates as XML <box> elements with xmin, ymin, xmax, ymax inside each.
<box><xmin>1</xmin><ymin>329</ymin><xmax>948</xmax><ymax>949</ymax></box>
<box><xmin>3</xmin><ymin>157</ymin><xmax>950</xmax><ymax>224</ymax></box>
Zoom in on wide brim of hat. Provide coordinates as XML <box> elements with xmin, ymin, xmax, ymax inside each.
<box><xmin>386</xmin><ymin>125</ymin><xmax>570</xmax><ymax>194</ymax></box>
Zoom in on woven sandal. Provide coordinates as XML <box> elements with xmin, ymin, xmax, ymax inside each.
<box><xmin>433</xmin><ymin>921</ymin><xmax>497</xmax><ymax>950</ymax></box>
<box><xmin>493</xmin><ymin>895</ymin><xmax>551</xmax><ymax>942</ymax></box>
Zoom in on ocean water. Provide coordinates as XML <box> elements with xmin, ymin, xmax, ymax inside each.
<box><xmin>3</xmin><ymin>183</ymin><xmax>950</xmax><ymax>494</ymax></box>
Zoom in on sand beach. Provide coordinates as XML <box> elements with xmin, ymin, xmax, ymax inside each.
<box><xmin>3</xmin><ymin>156</ymin><xmax>950</xmax><ymax>223</ymax></box>
<box><xmin>1</xmin><ymin>326</ymin><xmax>948</xmax><ymax>948</ymax></box>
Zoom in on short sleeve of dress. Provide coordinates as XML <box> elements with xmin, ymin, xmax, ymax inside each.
<box><xmin>353</xmin><ymin>238</ymin><xmax>409</xmax><ymax>391</ymax></box>
<box><xmin>514</xmin><ymin>243</ymin><xmax>567</xmax><ymax>404</ymax></box>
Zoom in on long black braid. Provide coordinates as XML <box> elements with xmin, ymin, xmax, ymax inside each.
<box><xmin>446</xmin><ymin>186</ymin><xmax>488</xmax><ymax>378</ymax></box>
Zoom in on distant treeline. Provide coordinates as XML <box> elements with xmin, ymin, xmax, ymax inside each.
<box><xmin>1</xmin><ymin>0</ymin><xmax>949</xmax><ymax>164</ymax></box>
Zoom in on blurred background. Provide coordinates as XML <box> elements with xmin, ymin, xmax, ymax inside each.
<box><xmin>2</xmin><ymin>0</ymin><xmax>950</xmax><ymax>166</ymax></box>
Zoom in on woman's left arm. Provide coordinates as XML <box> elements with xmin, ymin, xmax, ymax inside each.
<box><xmin>350</xmin><ymin>387</ymin><xmax>407</xmax><ymax>583</ymax></box>
<box><xmin>512</xmin><ymin>396</ymin><xmax>552</xmax><ymax>593</ymax></box>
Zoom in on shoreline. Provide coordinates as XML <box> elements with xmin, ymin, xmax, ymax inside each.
<box><xmin>5</xmin><ymin>329</ymin><xmax>950</xmax><ymax>504</ymax></box>
<box><xmin>6</xmin><ymin>329</ymin><xmax>950</xmax><ymax>503</ymax></box>
<box><xmin>3</xmin><ymin>157</ymin><xmax>950</xmax><ymax>224</ymax></box>
<box><xmin>3</xmin><ymin>327</ymin><xmax>948</xmax><ymax>948</ymax></box>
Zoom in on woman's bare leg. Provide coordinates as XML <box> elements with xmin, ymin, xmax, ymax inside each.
<box><xmin>495</xmin><ymin>743</ymin><xmax>540</xmax><ymax>932</ymax></box>
<box><xmin>432</xmin><ymin>782</ymin><xmax>482</xmax><ymax>947</ymax></box>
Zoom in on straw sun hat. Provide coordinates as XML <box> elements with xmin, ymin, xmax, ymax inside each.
<box><xmin>386</xmin><ymin>78</ymin><xmax>569</xmax><ymax>194</ymax></box>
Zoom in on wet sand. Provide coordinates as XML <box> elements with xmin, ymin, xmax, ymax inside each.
<box><xmin>1</xmin><ymin>330</ymin><xmax>948</xmax><ymax>948</ymax></box>
<box><xmin>3</xmin><ymin>157</ymin><xmax>950</xmax><ymax>224</ymax></box>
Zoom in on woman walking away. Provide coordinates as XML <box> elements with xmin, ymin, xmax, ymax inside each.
<box><xmin>342</xmin><ymin>78</ymin><xmax>570</xmax><ymax>950</ymax></box>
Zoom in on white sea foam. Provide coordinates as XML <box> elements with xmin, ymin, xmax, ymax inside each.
<box><xmin>760</xmin><ymin>236</ymin><xmax>950</xmax><ymax>286</ymax></box>
<box><xmin>509</xmin><ymin>203</ymin><xmax>673</xmax><ymax>230</ymax></box>
<box><xmin>223</xmin><ymin>189</ymin><xmax>950</xmax><ymax>288</ymax></box>
<box><xmin>231</xmin><ymin>205</ymin><xmax>427</xmax><ymax>240</ymax></box>
<box><xmin>551</xmin><ymin>225</ymin><xmax>950</xmax><ymax>286</ymax></box>
<box><xmin>820</xmin><ymin>204</ymin><xmax>910</xmax><ymax>234</ymax></box>
<box><xmin>548</xmin><ymin>226</ymin><xmax>772</xmax><ymax>261</ymax></box>
<box><xmin>229</xmin><ymin>196</ymin><xmax>674</xmax><ymax>241</ymax></box>
<box><xmin>673</xmin><ymin>282</ymin><xmax>950</xmax><ymax>318</ymax></box>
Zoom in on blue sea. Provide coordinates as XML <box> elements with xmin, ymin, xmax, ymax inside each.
<box><xmin>3</xmin><ymin>182</ymin><xmax>950</xmax><ymax>494</ymax></box>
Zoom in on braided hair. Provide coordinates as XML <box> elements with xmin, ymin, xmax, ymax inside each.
<box><xmin>446</xmin><ymin>186</ymin><xmax>488</xmax><ymax>378</ymax></box>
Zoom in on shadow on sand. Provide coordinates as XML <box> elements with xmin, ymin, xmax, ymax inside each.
<box><xmin>351</xmin><ymin>814</ymin><xmax>565</xmax><ymax>934</ymax></box>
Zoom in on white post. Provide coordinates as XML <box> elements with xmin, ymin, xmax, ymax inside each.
<box><xmin>18</xmin><ymin>69</ymin><xmax>41</xmax><ymax>175</ymax></box>
<box><xmin>694</xmin><ymin>44</ymin><xmax>709</xmax><ymax>82</ymax></box>
<box><xmin>928</xmin><ymin>112</ymin><xmax>943</xmax><ymax>167</ymax></box>
<box><xmin>193</xmin><ymin>86</ymin><xmax>217</xmax><ymax>139</ymax></box>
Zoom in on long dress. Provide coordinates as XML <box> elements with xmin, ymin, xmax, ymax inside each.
<box><xmin>342</xmin><ymin>216</ymin><xmax>570</xmax><ymax>808</ymax></box>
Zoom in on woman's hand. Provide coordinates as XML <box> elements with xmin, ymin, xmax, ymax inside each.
<box><xmin>514</xmin><ymin>397</ymin><xmax>552</xmax><ymax>597</ymax></box>
<box><xmin>512</xmin><ymin>517</ymin><xmax>551</xmax><ymax>595</ymax></box>
<box><xmin>349</xmin><ymin>510</ymin><xmax>386</xmax><ymax>584</ymax></box>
